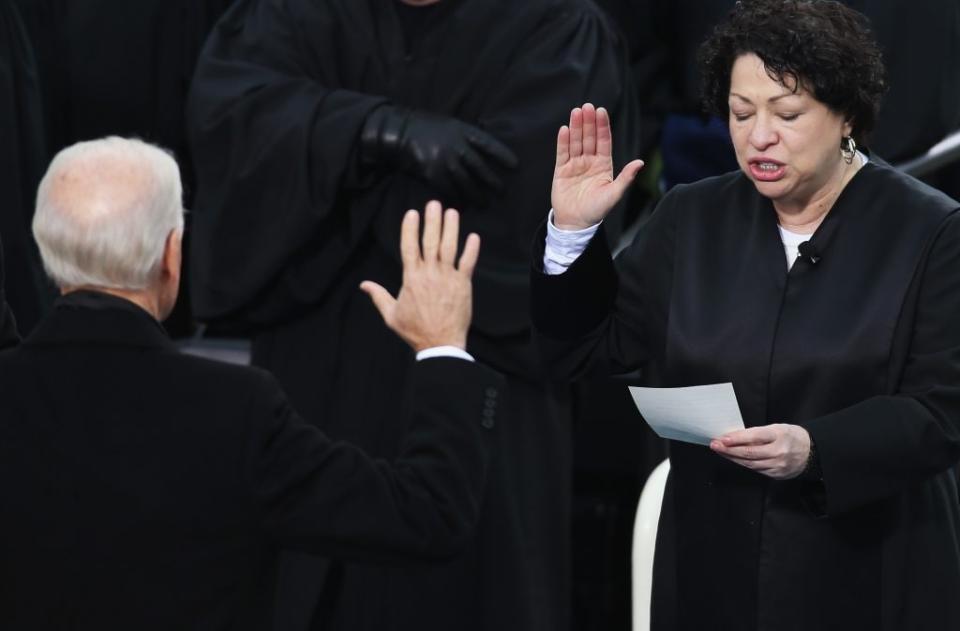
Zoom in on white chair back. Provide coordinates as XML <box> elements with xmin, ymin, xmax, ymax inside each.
<box><xmin>631</xmin><ymin>458</ymin><xmax>670</xmax><ymax>631</ymax></box>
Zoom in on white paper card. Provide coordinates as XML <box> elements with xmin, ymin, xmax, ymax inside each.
<box><xmin>627</xmin><ymin>383</ymin><xmax>745</xmax><ymax>446</ymax></box>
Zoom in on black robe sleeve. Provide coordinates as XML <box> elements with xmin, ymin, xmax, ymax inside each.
<box><xmin>803</xmin><ymin>211</ymin><xmax>960</xmax><ymax>515</ymax></box>
<box><xmin>249</xmin><ymin>358</ymin><xmax>503</xmax><ymax>560</ymax></box>
<box><xmin>186</xmin><ymin>0</ymin><xmax>390</xmax><ymax>328</ymax></box>
<box><xmin>530</xmin><ymin>186</ymin><xmax>679</xmax><ymax>379</ymax></box>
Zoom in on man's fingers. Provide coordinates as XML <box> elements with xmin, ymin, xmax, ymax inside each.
<box><xmin>421</xmin><ymin>200</ymin><xmax>443</xmax><ymax>261</ymax></box>
<box><xmin>399</xmin><ymin>210</ymin><xmax>421</xmax><ymax>267</ymax></box>
<box><xmin>359</xmin><ymin>281</ymin><xmax>396</xmax><ymax>325</ymax></box>
<box><xmin>582</xmin><ymin>102</ymin><xmax>597</xmax><ymax>156</ymax></box>
<box><xmin>596</xmin><ymin>106</ymin><xmax>614</xmax><ymax>157</ymax></box>
<box><xmin>440</xmin><ymin>208</ymin><xmax>460</xmax><ymax>264</ymax></box>
<box><xmin>458</xmin><ymin>232</ymin><xmax>480</xmax><ymax>277</ymax></box>
<box><xmin>556</xmin><ymin>125</ymin><xmax>570</xmax><ymax>168</ymax></box>
<box><xmin>569</xmin><ymin>107</ymin><xmax>583</xmax><ymax>158</ymax></box>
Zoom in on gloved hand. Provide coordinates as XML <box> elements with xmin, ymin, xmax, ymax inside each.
<box><xmin>361</xmin><ymin>104</ymin><xmax>519</xmax><ymax>204</ymax></box>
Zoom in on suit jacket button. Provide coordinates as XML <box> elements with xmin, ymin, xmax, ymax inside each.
<box><xmin>481</xmin><ymin>407</ymin><xmax>495</xmax><ymax>428</ymax></box>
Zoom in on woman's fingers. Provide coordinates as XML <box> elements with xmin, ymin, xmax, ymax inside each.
<box><xmin>582</xmin><ymin>103</ymin><xmax>597</xmax><ymax>155</ymax></box>
<box><xmin>596</xmin><ymin>107</ymin><xmax>613</xmax><ymax>157</ymax></box>
<box><xmin>569</xmin><ymin>107</ymin><xmax>583</xmax><ymax>158</ymax></box>
<box><xmin>714</xmin><ymin>444</ymin><xmax>774</xmax><ymax>461</ymax></box>
<box><xmin>556</xmin><ymin>125</ymin><xmax>570</xmax><ymax>168</ymax></box>
<box><xmin>712</xmin><ymin>423</ymin><xmax>811</xmax><ymax>480</ymax></box>
<box><xmin>711</xmin><ymin>427</ymin><xmax>778</xmax><ymax>459</ymax></box>
<box><xmin>610</xmin><ymin>159</ymin><xmax>645</xmax><ymax>200</ymax></box>
<box><xmin>717</xmin><ymin>426</ymin><xmax>778</xmax><ymax>447</ymax></box>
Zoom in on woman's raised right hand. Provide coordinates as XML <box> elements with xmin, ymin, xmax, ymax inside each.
<box><xmin>551</xmin><ymin>103</ymin><xmax>644</xmax><ymax>231</ymax></box>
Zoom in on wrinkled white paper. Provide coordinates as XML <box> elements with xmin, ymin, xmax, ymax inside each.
<box><xmin>628</xmin><ymin>383</ymin><xmax>745</xmax><ymax>446</ymax></box>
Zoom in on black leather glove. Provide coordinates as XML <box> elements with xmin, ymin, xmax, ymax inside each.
<box><xmin>361</xmin><ymin>105</ymin><xmax>519</xmax><ymax>204</ymax></box>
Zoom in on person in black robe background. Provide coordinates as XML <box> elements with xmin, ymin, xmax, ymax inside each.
<box><xmin>11</xmin><ymin>0</ymin><xmax>235</xmax><ymax>335</ymax></box>
<box><xmin>0</xmin><ymin>0</ymin><xmax>50</xmax><ymax>334</ymax></box>
<box><xmin>0</xmin><ymin>236</ymin><xmax>20</xmax><ymax>349</ymax></box>
<box><xmin>12</xmin><ymin>0</ymin><xmax>233</xmax><ymax>184</ymax></box>
<box><xmin>186</xmin><ymin>1</ymin><xmax>638</xmax><ymax>630</ymax></box>
<box><xmin>851</xmin><ymin>0</ymin><xmax>960</xmax><ymax>164</ymax></box>
<box><xmin>855</xmin><ymin>0</ymin><xmax>960</xmax><ymax>199</ymax></box>
<box><xmin>594</xmin><ymin>0</ymin><xmax>737</xmax><ymax>188</ymax></box>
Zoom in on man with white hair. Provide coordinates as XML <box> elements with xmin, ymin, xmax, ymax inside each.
<box><xmin>0</xmin><ymin>237</ymin><xmax>19</xmax><ymax>348</ymax></box>
<box><xmin>0</xmin><ymin>136</ymin><xmax>502</xmax><ymax>630</ymax></box>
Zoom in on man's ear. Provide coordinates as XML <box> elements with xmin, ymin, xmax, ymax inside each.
<box><xmin>156</xmin><ymin>228</ymin><xmax>183</xmax><ymax>321</ymax></box>
<box><xmin>162</xmin><ymin>228</ymin><xmax>183</xmax><ymax>284</ymax></box>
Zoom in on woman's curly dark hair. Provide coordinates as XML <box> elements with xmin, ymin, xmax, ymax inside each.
<box><xmin>699</xmin><ymin>0</ymin><xmax>887</xmax><ymax>145</ymax></box>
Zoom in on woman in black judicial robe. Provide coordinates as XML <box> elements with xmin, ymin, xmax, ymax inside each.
<box><xmin>186</xmin><ymin>1</ymin><xmax>638</xmax><ymax>630</ymax></box>
<box><xmin>531</xmin><ymin>2</ymin><xmax>960</xmax><ymax>630</ymax></box>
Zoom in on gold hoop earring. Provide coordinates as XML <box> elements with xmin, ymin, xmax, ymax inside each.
<box><xmin>841</xmin><ymin>136</ymin><xmax>857</xmax><ymax>164</ymax></box>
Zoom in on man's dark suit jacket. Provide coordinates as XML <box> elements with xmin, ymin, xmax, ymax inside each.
<box><xmin>0</xmin><ymin>291</ymin><xmax>503</xmax><ymax>630</ymax></box>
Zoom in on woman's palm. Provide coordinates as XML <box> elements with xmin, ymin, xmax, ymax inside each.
<box><xmin>550</xmin><ymin>104</ymin><xmax>643</xmax><ymax>230</ymax></box>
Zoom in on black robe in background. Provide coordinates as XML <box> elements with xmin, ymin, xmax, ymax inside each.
<box><xmin>592</xmin><ymin>0</ymin><xmax>736</xmax><ymax>156</ymax></box>
<box><xmin>0</xmin><ymin>0</ymin><xmax>50</xmax><ymax>334</ymax></box>
<box><xmin>12</xmin><ymin>0</ymin><xmax>233</xmax><ymax>189</ymax></box>
<box><xmin>187</xmin><ymin>1</ymin><xmax>638</xmax><ymax>630</ymax></box>
<box><xmin>532</xmin><ymin>161</ymin><xmax>960</xmax><ymax>631</ymax></box>
<box><xmin>0</xmin><ymin>237</ymin><xmax>20</xmax><ymax>349</ymax></box>
<box><xmin>12</xmin><ymin>0</ymin><xmax>235</xmax><ymax>335</ymax></box>
<box><xmin>846</xmin><ymin>0</ymin><xmax>960</xmax><ymax>162</ymax></box>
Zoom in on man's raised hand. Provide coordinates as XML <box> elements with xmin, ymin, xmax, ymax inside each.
<box><xmin>551</xmin><ymin>103</ymin><xmax>644</xmax><ymax>231</ymax></box>
<box><xmin>361</xmin><ymin>200</ymin><xmax>480</xmax><ymax>352</ymax></box>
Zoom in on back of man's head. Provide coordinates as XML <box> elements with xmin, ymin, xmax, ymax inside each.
<box><xmin>32</xmin><ymin>137</ymin><xmax>184</xmax><ymax>292</ymax></box>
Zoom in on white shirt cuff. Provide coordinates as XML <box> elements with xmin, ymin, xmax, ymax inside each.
<box><xmin>543</xmin><ymin>209</ymin><xmax>601</xmax><ymax>275</ymax></box>
<box><xmin>416</xmin><ymin>346</ymin><xmax>475</xmax><ymax>362</ymax></box>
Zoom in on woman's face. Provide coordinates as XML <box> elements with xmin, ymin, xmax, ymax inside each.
<box><xmin>728</xmin><ymin>54</ymin><xmax>852</xmax><ymax>209</ymax></box>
